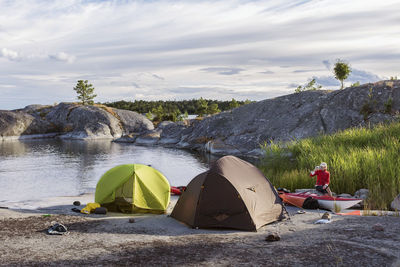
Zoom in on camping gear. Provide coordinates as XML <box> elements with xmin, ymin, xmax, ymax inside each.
<box><xmin>47</xmin><ymin>222</ymin><xmax>68</xmax><ymax>235</ymax></box>
<box><xmin>336</xmin><ymin>210</ymin><xmax>363</xmax><ymax>216</ymax></box>
<box><xmin>171</xmin><ymin>155</ymin><xmax>284</xmax><ymax>231</ymax></box>
<box><xmin>71</xmin><ymin>208</ymin><xmax>81</xmax><ymax>213</ymax></box>
<box><xmin>94</xmin><ymin>207</ymin><xmax>107</xmax><ymax>214</ymax></box>
<box><xmin>279</xmin><ymin>192</ymin><xmax>308</xmax><ymax>208</ymax></box>
<box><xmin>95</xmin><ymin>164</ymin><xmax>170</xmax><ymax>214</ymax></box>
<box><xmin>314</xmin><ymin>219</ymin><xmax>331</xmax><ymax>224</ymax></box>
<box><xmin>81</xmin><ymin>203</ymin><xmax>101</xmax><ymax>214</ymax></box>
<box><xmin>278</xmin><ymin>191</ymin><xmax>362</xmax><ymax>212</ymax></box>
<box><xmin>265</xmin><ymin>233</ymin><xmax>281</xmax><ymax>242</ymax></box>
<box><xmin>337</xmin><ymin>210</ymin><xmax>400</xmax><ymax>216</ymax></box>
<box><xmin>278</xmin><ymin>192</ymin><xmax>319</xmax><ymax>209</ymax></box>
<box><xmin>170</xmin><ymin>186</ymin><xmax>187</xmax><ymax>195</ymax></box>
<box><xmin>321</xmin><ymin>212</ymin><xmax>332</xmax><ymax>220</ymax></box>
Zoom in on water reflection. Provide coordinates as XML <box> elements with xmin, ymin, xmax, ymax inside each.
<box><xmin>0</xmin><ymin>140</ymin><xmax>31</xmax><ymax>156</ymax></box>
<box><xmin>0</xmin><ymin>139</ymin><xmax>222</xmax><ymax>202</ymax></box>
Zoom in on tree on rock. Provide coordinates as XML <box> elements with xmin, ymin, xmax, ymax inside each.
<box><xmin>207</xmin><ymin>103</ymin><xmax>221</xmax><ymax>115</ymax></box>
<box><xmin>333</xmin><ymin>59</ymin><xmax>351</xmax><ymax>89</ymax></box>
<box><xmin>196</xmin><ymin>97</ymin><xmax>208</xmax><ymax>117</ymax></box>
<box><xmin>295</xmin><ymin>78</ymin><xmax>322</xmax><ymax>93</ymax></box>
<box><xmin>229</xmin><ymin>98</ymin><xmax>240</xmax><ymax>109</ymax></box>
<box><xmin>73</xmin><ymin>80</ymin><xmax>97</xmax><ymax>105</ymax></box>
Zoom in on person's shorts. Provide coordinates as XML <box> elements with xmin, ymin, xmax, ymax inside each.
<box><xmin>315</xmin><ymin>185</ymin><xmax>327</xmax><ymax>194</ymax></box>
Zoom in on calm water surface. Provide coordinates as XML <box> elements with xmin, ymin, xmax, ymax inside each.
<box><xmin>0</xmin><ymin>139</ymin><xmax>222</xmax><ymax>202</ymax></box>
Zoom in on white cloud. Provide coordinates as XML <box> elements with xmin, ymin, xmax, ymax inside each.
<box><xmin>49</xmin><ymin>52</ymin><xmax>76</xmax><ymax>63</ymax></box>
<box><xmin>0</xmin><ymin>48</ymin><xmax>21</xmax><ymax>61</ymax></box>
<box><xmin>200</xmin><ymin>67</ymin><xmax>245</xmax><ymax>75</ymax></box>
<box><xmin>0</xmin><ymin>0</ymin><xmax>399</xmax><ymax>109</ymax></box>
<box><xmin>348</xmin><ymin>69</ymin><xmax>382</xmax><ymax>84</ymax></box>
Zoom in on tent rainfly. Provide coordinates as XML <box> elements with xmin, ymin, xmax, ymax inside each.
<box><xmin>171</xmin><ymin>155</ymin><xmax>284</xmax><ymax>231</ymax></box>
<box><xmin>95</xmin><ymin>164</ymin><xmax>170</xmax><ymax>214</ymax></box>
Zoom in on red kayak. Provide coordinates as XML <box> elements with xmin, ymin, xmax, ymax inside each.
<box><xmin>170</xmin><ymin>186</ymin><xmax>187</xmax><ymax>195</ymax></box>
<box><xmin>278</xmin><ymin>191</ymin><xmax>362</xmax><ymax>212</ymax></box>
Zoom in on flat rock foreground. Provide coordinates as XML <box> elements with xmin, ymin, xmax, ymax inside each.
<box><xmin>1</xmin><ymin>196</ymin><xmax>399</xmax><ymax>266</ymax></box>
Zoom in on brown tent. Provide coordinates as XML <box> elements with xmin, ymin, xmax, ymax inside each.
<box><xmin>171</xmin><ymin>155</ymin><xmax>284</xmax><ymax>231</ymax></box>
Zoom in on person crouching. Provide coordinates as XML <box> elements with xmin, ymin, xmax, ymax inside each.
<box><xmin>310</xmin><ymin>162</ymin><xmax>333</xmax><ymax>197</ymax></box>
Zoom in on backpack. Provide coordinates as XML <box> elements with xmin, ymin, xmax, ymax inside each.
<box><xmin>302</xmin><ymin>197</ymin><xmax>319</xmax><ymax>209</ymax></box>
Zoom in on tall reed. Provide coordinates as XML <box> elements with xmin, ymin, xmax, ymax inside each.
<box><xmin>258</xmin><ymin>122</ymin><xmax>400</xmax><ymax>209</ymax></box>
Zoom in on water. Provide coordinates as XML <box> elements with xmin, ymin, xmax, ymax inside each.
<box><xmin>0</xmin><ymin>139</ymin><xmax>222</xmax><ymax>203</ymax></box>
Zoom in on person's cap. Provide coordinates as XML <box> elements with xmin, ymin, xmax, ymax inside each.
<box><xmin>320</xmin><ymin>162</ymin><xmax>327</xmax><ymax>168</ymax></box>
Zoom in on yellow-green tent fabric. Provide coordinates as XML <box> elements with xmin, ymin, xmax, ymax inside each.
<box><xmin>95</xmin><ymin>164</ymin><xmax>170</xmax><ymax>214</ymax></box>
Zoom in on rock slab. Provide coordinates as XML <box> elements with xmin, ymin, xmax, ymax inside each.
<box><xmin>0</xmin><ymin>103</ymin><xmax>153</xmax><ymax>140</ymax></box>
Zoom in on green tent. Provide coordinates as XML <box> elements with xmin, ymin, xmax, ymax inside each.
<box><xmin>95</xmin><ymin>164</ymin><xmax>170</xmax><ymax>214</ymax></box>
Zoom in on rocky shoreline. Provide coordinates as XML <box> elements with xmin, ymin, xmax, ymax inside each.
<box><xmin>1</xmin><ymin>195</ymin><xmax>400</xmax><ymax>266</ymax></box>
<box><xmin>1</xmin><ymin>80</ymin><xmax>400</xmax><ymax>157</ymax></box>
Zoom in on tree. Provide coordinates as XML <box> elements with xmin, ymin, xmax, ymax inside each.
<box><xmin>244</xmin><ymin>99</ymin><xmax>252</xmax><ymax>105</ymax></box>
<box><xmin>179</xmin><ymin>111</ymin><xmax>189</xmax><ymax>121</ymax></box>
<box><xmin>229</xmin><ymin>98</ymin><xmax>240</xmax><ymax>109</ymax></box>
<box><xmin>196</xmin><ymin>97</ymin><xmax>208</xmax><ymax>117</ymax></box>
<box><xmin>73</xmin><ymin>80</ymin><xmax>97</xmax><ymax>105</ymax></box>
<box><xmin>145</xmin><ymin>111</ymin><xmax>153</xmax><ymax>120</ymax></box>
<box><xmin>207</xmin><ymin>103</ymin><xmax>221</xmax><ymax>115</ymax></box>
<box><xmin>333</xmin><ymin>59</ymin><xmax>351</xmax><ymax>89</ymax></box>
<box><xmin>295</xmin><ymin>78</ymin><xmax>322</xmax><ymax>93</ymax></box>
<box><xmin>151</xmin><ymin>105</ymin><xmax>164</xmax><ymax>122</ymax></box>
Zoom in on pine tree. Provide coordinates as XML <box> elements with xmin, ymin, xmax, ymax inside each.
<box><xmin>73</xmin><ymin>80</ymin><xmax>97</xmax><ymax>105</ymax></box>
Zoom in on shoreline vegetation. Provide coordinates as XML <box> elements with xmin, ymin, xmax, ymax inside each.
<box><xmin>259</xmin><ymin>121</ymin><xmax>400</xmax><ymax>210</ymax></box>
<box><xmin>103</xmin><ymin>98</ymin><xmax>253</xmax><ymax>122</ymax></box>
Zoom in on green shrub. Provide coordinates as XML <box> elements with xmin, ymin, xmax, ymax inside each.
<box><xmin>384</xmin><ymin>97</ymin><xmax>393</xmax><ymax>114</ymax></box>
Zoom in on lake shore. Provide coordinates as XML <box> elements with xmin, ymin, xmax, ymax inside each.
<box><xmin>1</xmin><ymin>194</ymin><xmax>399</xmax><ymax>266</ymax></box>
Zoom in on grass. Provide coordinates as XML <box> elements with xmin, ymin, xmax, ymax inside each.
<box><xmin>258</xmin><ymin>121</ymin><xmax>400</xmax><ymax>210</ymax></box>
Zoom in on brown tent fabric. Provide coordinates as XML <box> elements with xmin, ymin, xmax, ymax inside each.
<box><xmin>171</xmin><ymin>155</ymin><xmax>284</xmax><ymax>231</ymax></box>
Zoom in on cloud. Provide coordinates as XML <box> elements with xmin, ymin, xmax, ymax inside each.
<box><xmin>200</xmin><ymin>67</ymin><xmax>245</xmax><ymax>75</ymax></box>
<box><xmin>287</xmin><ymin>83</ymin><xmax>302</xmax><ymax>88</ymax></box>
<box><xmin>0</xmin><ymin>48</ymin><xmax>21</xmax><ymax>61</ymax></box>
<box><xmin>322</xmin><ymin>60</ymin><xmax>331</xmax><ymax>70</ymax></box>
<box><xmin>0</xmin><ymin>0</ymin><xmax>399</xmax><ymax>109</ymax></box>
<box><xmin>48</xmin><ymin>52</ymin><xmax>76</xmax><ymax>63</ymax></box>
<box><xmin>169</xmin><ymin>86</ymin><xmax>233</xmax><ymax>95</ymax></box>
<box><xmin>293</xmin><ymin>70</ymin><xmax>309</xmax><ymax>73</ymax></box>
<box><xmin>260</xmin><ymin>70</ymin><xmax>274</xmax><ymax>74</ymax></box>
<box><xmin>152</xmin><ymin>74</ymin><xmax>164</xmax><ymax>80</ymax></box>
<box><xmin>348</xmin><ymin>69</ymin><xmax>382</xmax><ymax>84</ymax></box>
<box><xmin>292</xmin><ymin>69</ymin><xmax>322</xmax><ymax>73</ymax></box>
<box><xmin>131</xmin><ymin>82</ymin><xmax>141</xmax><ymax>89</ymax></box>
<box><xmin>312</xmin><ymin>76</ymin><xmax>340</xmax><ymax>87</ymax></box>
<box><xmin>312</xmin><ymin>67</ymin><xmax>382</xmax><ymax>87</ymax></box>
<box><xmin>1</xmin><ymin>48</ymin><xmax>76</xmax><ymax>63</ymax></box>
<box><xmin>289</xmin><ymin>76</ymin><xmax>338</xmax><ymax>88</ymax></box>
<box><xmin>166</xmin><ymin>86</ymin><xmax>284</xmax><ymax>101</ymax></box>
<box><xmin>0</xmin><ymin>84</ymin><xmax>16</xmax><ymax>89</ymax></box>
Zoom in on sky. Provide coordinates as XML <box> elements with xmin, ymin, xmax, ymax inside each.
<box><xmin>0</xmin><ymin>0</ymin><xmax>399</xmax><ymax>110</ymax></box>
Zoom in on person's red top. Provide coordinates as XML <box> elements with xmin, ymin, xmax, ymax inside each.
<box><xmin>310</xmin><ymin>170</ymin><xmax>330</xmax><ymax>186</ymax></box>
